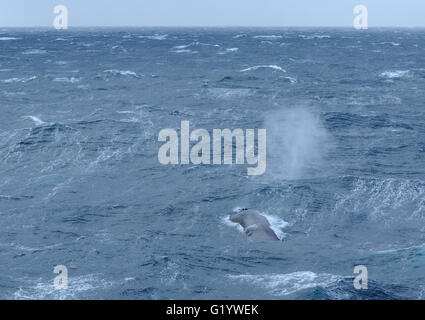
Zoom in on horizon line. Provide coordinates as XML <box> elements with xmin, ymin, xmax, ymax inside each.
<box><xmin>1</xmin><ymin>25</ymin><xmax>425</xmax><ymax>29</ymax></box>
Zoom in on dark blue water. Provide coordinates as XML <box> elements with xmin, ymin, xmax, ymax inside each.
<box><xmin>0</xmin><ymin>28</ymin><xmax>424</xmax><ymax>299</ymax></box>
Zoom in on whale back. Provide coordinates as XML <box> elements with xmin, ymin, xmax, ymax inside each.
<box><xmin>230</xmin><ymin>210</ymin><xmax>279</xmax><ymax>241</ymax></box>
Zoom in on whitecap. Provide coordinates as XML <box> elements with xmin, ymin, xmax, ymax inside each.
<box><xmin>299</xmin><ymin>34</ymin><xmax>331</xmax><ymax>40</ymax></box>
<box><xmin>53</xmin><ymin>77</ymin><xmax>81</xmax><ymax>83</ymax></box>
<box><xmin>334</xmin><ymin>177</ymin><xmax>425</xmax><ymax>220</ymax></box>
<box><xmin>240</xmin><ymin>65</ymin><xmax>286</xmax><ymax>72</ymax></box>
<box><xmin>117</xmin><ymin>110</ymin><xmax>136</xmax><ymax>114</ymax></box>
<box><xmin>217</xmin><ymin>48</ymin><xmax>239</xmax><ymax>55</ymax></box>
<box><xmin>119</xmin><ymin>117</ymin><xmax>140</xmax><ymax>123</ymax></box>
<box><xmin>0</xmin><ymin>37</ymin><xmax>21</xmax><ymax>41</ymax></box>
<box><xmin>172</xmin><ymin>42</ymin><xmax>220</xmax><ymax>50</ymax></box>
<box><xmin>377</xmin><ymin>42</ymin><xmax>401</xmax><ymax>46</ymax></box>
<box><xmin>13</xmin><ymin>274</ymin><xmax>113</xmax><ymax>300</ymax></box>
<box><xmin>4</xmin><ymin>91</ymin><xmax>26</xmax><ymax>96</ymax></box>
<box><xmin>124</xmin><ymin>277</ymin><xmax>136</xmax><ymax>282</ymax></box>
<box><xmin>173</xmin><ymin>45</ymin><xmax>189</xmax><ymax>50</ymax></box>
<box><xmin>138</xmin><ymin>34</ymin><xmax>168</xmax><ymax>40</ymax></box>
<box><xmin>253</xmin><ymin>35</ymin><xmax>282</xmax><ymax>40</ymax></box>
<box><xmin>110</xmin><ymin>45</ymin><xmax>127</xmax><ymax>53</ymax></box>
<box><xmin>8</xmin><ymin>242</ymin><xmax>62</xmax><ymax>252</ymax></box>
<box><xmin>103</xmin><ymin>69</ymin><xmax>141</xmax><ymax>77</ymax></box>
<box><xmin>374</xmin><ymin>243</ymin><xmax>425</xmax><ymax>255</ymax></box>
<box><xmin>380</xmin><ymin>70</ymin><xmax>410</xmax><ymax>79</ymax></box>
<box><xmin>280</xmin><ymin>76</ymin><xmax>298</xmax><ymax>84</ymax></box>
<box><xmin>3</xmin><ymin>76</ymin><xmax>37</xmax><ymax>83</ymax></box>
<box><xmin>261</xmin><ymin>213</ymin><xmax>289</xmax><ymax>240</ymax></box>
<box><xmin>221</xmin><ymin>215</ymin><xmax>244</xmax><ymax>233</ymax></box>
<box><xmin>228</xmin><ymin>271</ymin><xmax>341</xmax><ymax>296</ymax></box>
<box><xmin>208</xmin><ymin>88</ymin><xmax>252</xmax><ymax>99</ymax></box>
<box><xmin>22</xmin><ymin>49</ymin><xmax>47</xmax><ymax>55</ymax></box>
<box><xmin>170</xmin><ymin>49</ymin><xmax>197</xmax><ymax>54</ymax></box>
<box><xmin>23</xmin><ymin>116</ymin><xmax>46</xmax><ymax>126</ymax></box>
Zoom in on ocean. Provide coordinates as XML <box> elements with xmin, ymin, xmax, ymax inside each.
<box><xmin>0</xmin><ymin>27</ymin><xmax>424</xmax><ymax>299</ymax></box>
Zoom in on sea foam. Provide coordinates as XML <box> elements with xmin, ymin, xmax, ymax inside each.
<box><xmin>240</xmin><ymin>65</ymin><xmax>286</xmax><ymax>72</ymax></box>
<box><xmin>228</xmin><ymin>271</ymin><xmax>341</xmax><ymax>296</ymax></box>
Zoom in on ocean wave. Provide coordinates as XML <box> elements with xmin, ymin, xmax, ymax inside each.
<box><xmin>263</xmin><ymin>213</ymin><xmax>289</xmax><ymax>240</ymax></box>
<box><xmin>4</xmin><ymin>242</ymin><xmax>62</xmax><ymax>252</ymax></box>
<box><xmin>377</xmin><ymin>42</ymin><xmax>401</xmax><ymax>46</ymax></box>
<box><xmin>0</xmin><ymin>194</ymin><xmax>33</xmax><ymax>201</ymax></box>
<box><xmin>299</xmin><ymin>34</ymin><xmax>331</xmax><ymax>40</ymax></box>
<box><xmin>22</xmin><ymin>49</ymin><xmax>47</xmax><ymax>55</ymax></box>
<box><xmin>138</xmin><ymin>34</ymin><xmax>168</xmax><ymax>40</ymax></box>
<box><xmin>53</xmin><ymin>77</ymin><xmax>81</xmax><ymax>83</ymax></box>
<box><xmin>207</xmin><ymin>88</ymin><xmax>252</xmax><ymax>99</ymax></box>
<box><xmin>170</xmin><ymin>49</ymin><xmax>198</xmax><ymax>54</ymax></box>
<box><xmin>228</xmin><ymin>271</ymin><xmax>341</xmax><ymax>296</ymax></box>
<box><xmin>2</xmin><ymin>76</ymin><xmax>37</xmax><ymax>83</ymax></box>
<box><xmin>23</xmin><ymin>116</ymin><xmax>46</xmax><ymax>126</ymax></box>
<box><xmin>110</xmin><ymin>45</ymin><xmax>128</xmax><ymax>53</ymax></box>
<box><xmin>217</xmin><ymin>48</ymin><xmax>239</xmax><ymax>55</ymax></box>
<box><xmin>3</xmin><ymin>91</ymin><xmax>26</xmax><ymax>97</ymax></box>
<box><xmin>253</xmin><ymin>35</ymin><xmax>282</xmax><ymax>40</ymax></box>
<box><xmin>170</xmin><ymin>41</ymin><xmax>220</xmax><ymax>54</ymax></box>
<box><xmin>172</xmin><ymin>42</ymin><xmax>220</xmax><ymax>49</ymax></box>
<box><xmin>116</xmin><ymin>110</ymin><xmax>136</xmax><ymax>115</ymax></box>
<box><xmin>279</xmin><ymin>76</ymin><xmax>298</xmax><ymax>84</ymax></box>
<box><xmin>87</xmin><ymin>147</ymin><xmax>124</xmax><ymax>170</ymax></box>
<box><xmin>0</xmin><ymin>37</ymin><xmax>21</xmax><ymax>41</ymax></box>
<box><xmin>102</xmin><ymin>69</ymin><xmax>142</xmax><ymax>78</ymax></box>
<box><xmin>334</xmin><ymin>177</ymin><xmax>425</xmax><ymax>220</ymax></box>
<box><xmin>13</xmin><ymin>274</ymin><xmax>113</xmax><ymax>300</ymax></box>
<box><xmin>380</xmin><ymin>70</ymin><xmax>410</xmax><ymax>79</ymax></box>
<box><xmin>374</xmin><ymin>242</ymin><xmax>425</xmax><ymax>255</ymax></box>
<box><xmin>240</xmin><ymin>65</ymin><xmax>286</xmax><ymax>72</ymax></box>
<box><xmin>53</xmin><ymin>60</ymin><xmax>69</xmax><ymax>65</ymax></box>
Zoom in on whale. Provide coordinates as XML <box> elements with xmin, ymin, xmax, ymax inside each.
<box><xmin>229</xmin><ymin>209</ymin><xmax>280</xmax><ymax>241</ymax></box>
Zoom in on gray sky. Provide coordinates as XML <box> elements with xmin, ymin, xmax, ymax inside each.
<box><xmin>0</xmin><ymin>0</ymin><xmax>424</xmax><ymax>27</ymax></box>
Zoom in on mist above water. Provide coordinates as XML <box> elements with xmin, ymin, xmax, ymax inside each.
<box><xmin>265</xmin><ymin>107</ymin><xmax>331</xmax><ymax>180</ymax></box>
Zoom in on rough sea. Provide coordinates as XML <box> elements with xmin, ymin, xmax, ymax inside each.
<box><xmin>0</xmin><ymin>28</ymin><xmax>424</xmax><ymax>300</ymax></box>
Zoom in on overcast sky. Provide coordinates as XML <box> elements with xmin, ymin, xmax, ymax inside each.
<box><xmin>0</xmin><ymin>0</ymin><xmax>424</xmax><ymax>27</ymax></box>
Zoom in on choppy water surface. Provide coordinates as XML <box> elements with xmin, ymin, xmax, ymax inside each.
<box><xmin>0</xmin><ymin>28</ymin><xmax>425</xmax><ymax>299</ymax></box>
